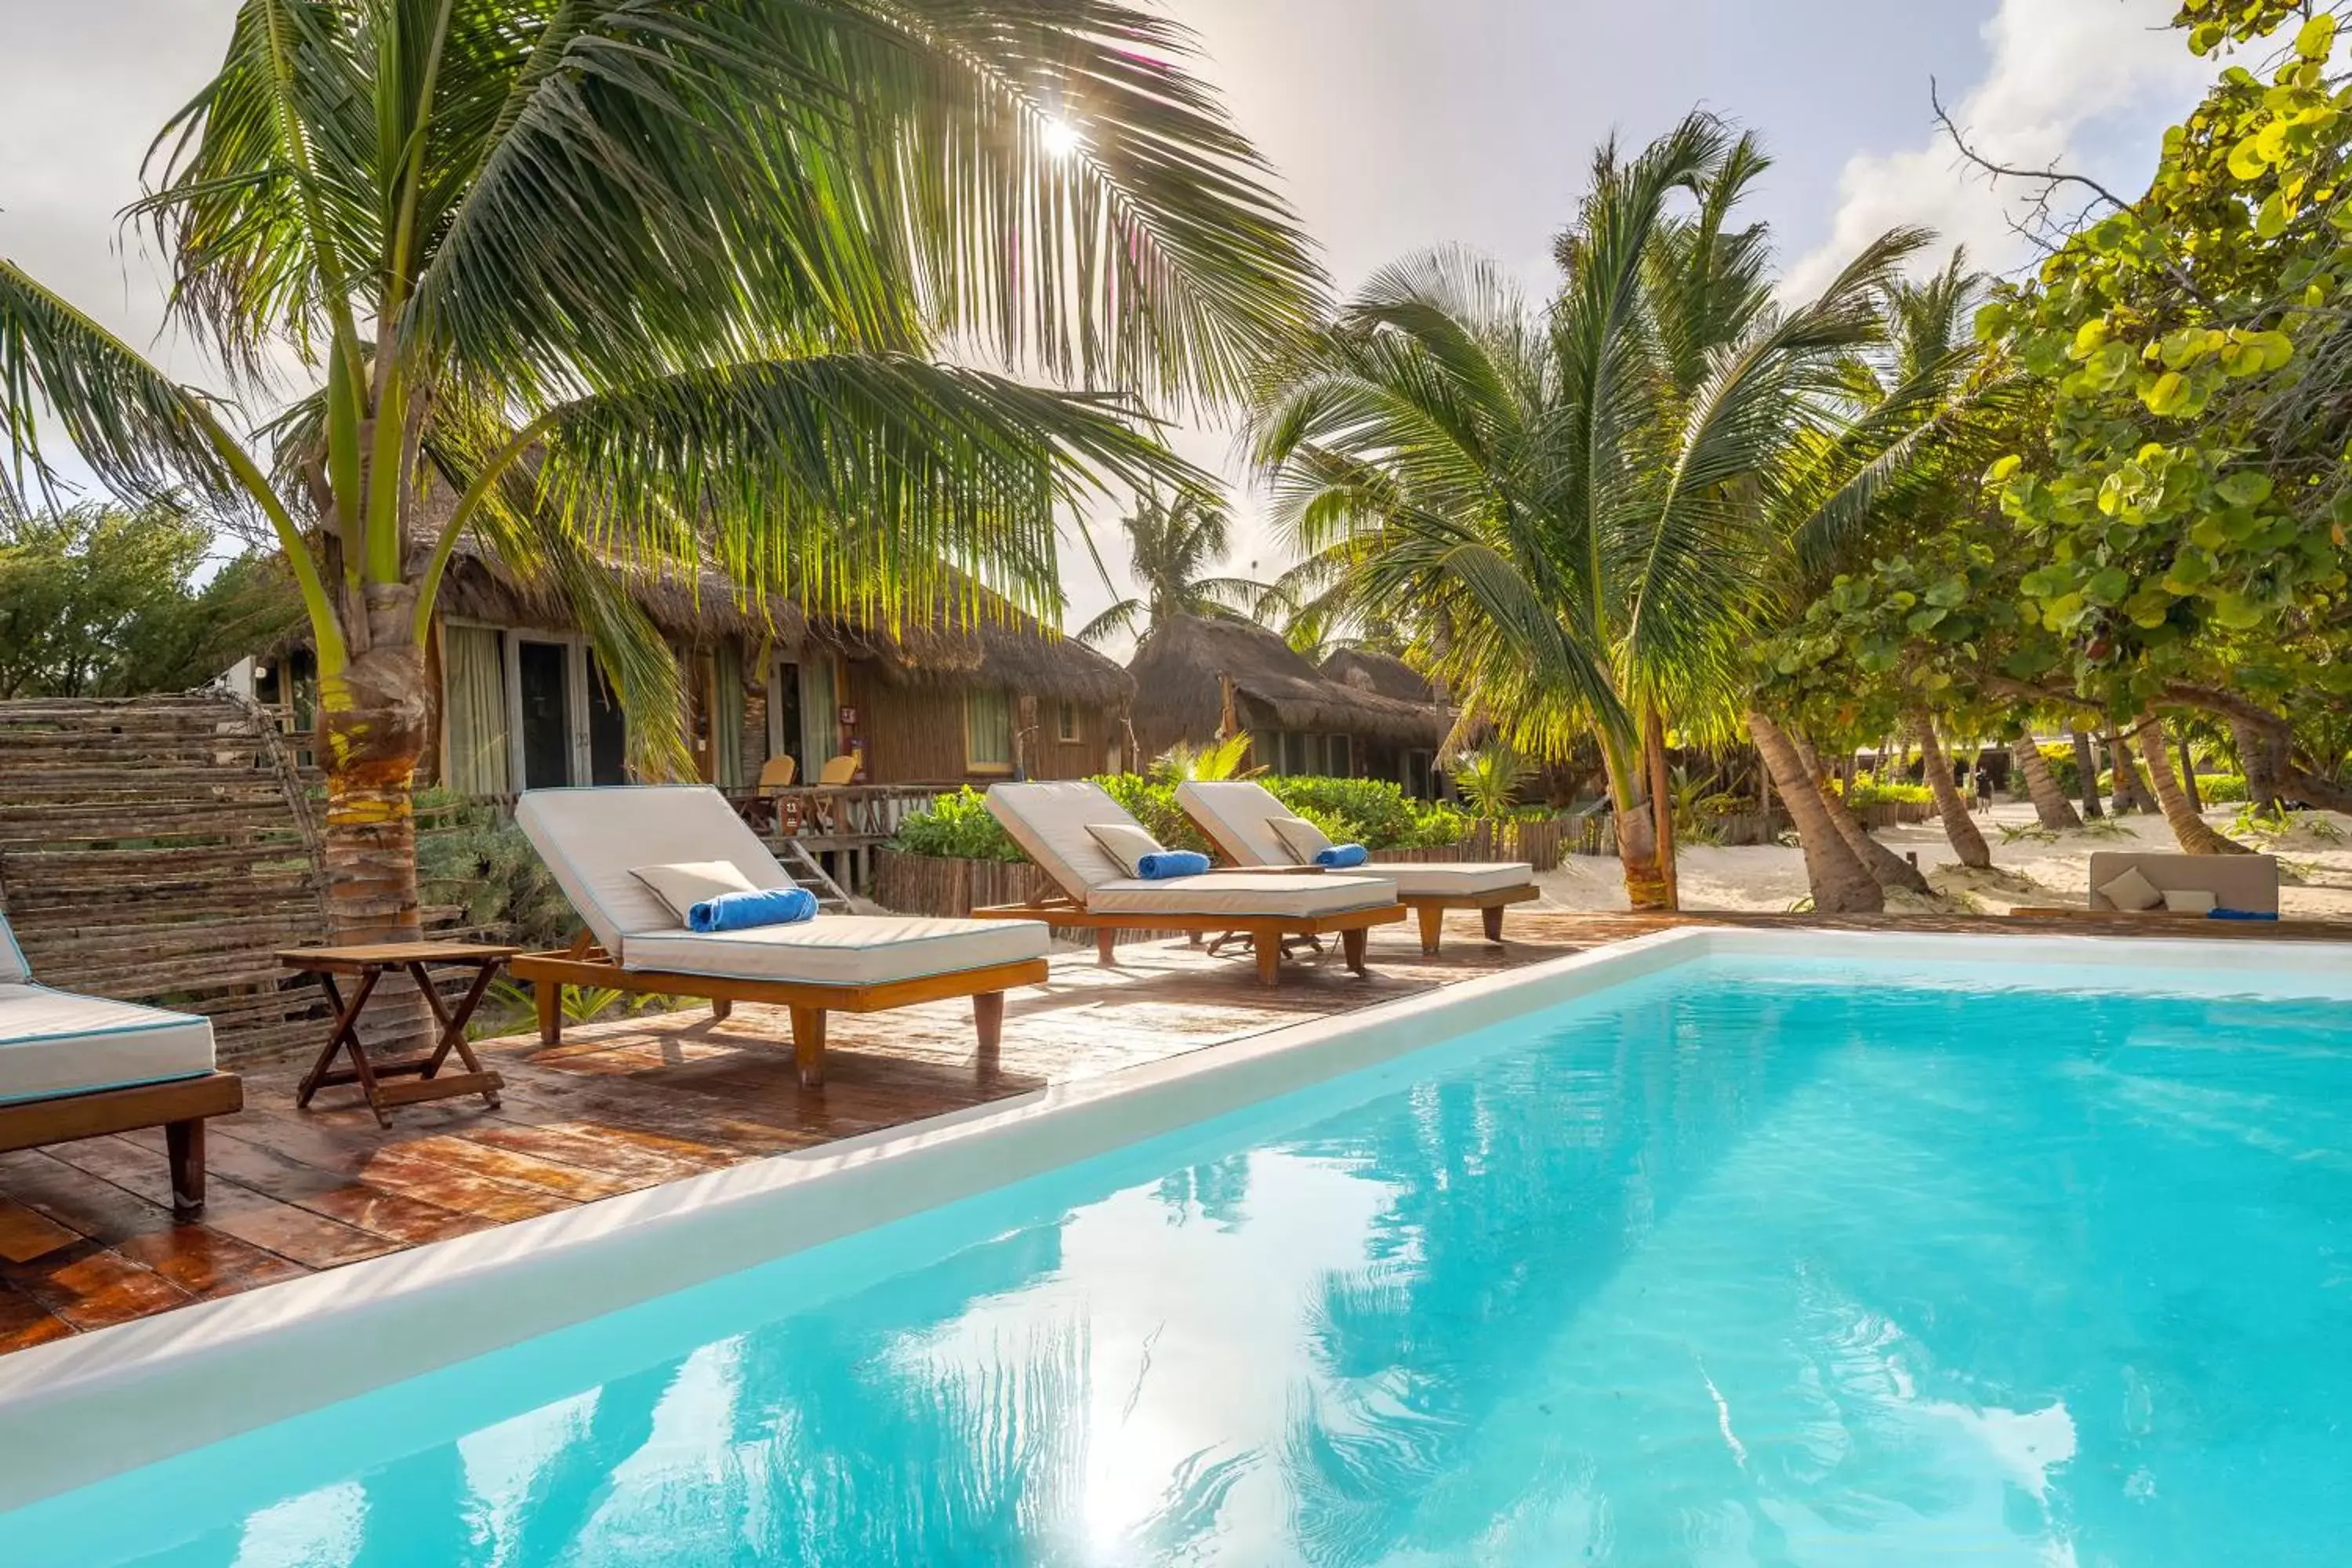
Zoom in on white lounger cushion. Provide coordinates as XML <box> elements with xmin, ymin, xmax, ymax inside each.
<box><xmin>1178</xmin><ymin>781</ymin><xmax>1536</xmax><ymax>899</ymax></box>
<box><xmin>0</xmin><ymin>911</ymin><xmax>27</xmax><ymax>985</ymax></box>
<box><xmin>625</xmin><ymin>916</ymin><xmax>1047</xmax><ymax>988</ymax></box>
<box><xmin>517</xmin><ymin>786</ymin><xmax>796</xmax><ymax>963</ymax></box>
<box><xmin>984</xmin><ymin>781</ymin><xmax>1135</xmax><ymax>898</ymax></box>
<box><xmin>0</xmin><ymin>984</ymin><xmax>214</xmax><ymax>1105</ymax></box>
<box><xmin>1363</xmin><ymin>862</ymin><xmax>1538</xmax><ymax>898</ymax></box>
<box><xmin>1089</xmin><ymin>872</ymin><xmax>1398</xmax><ymax>919</ymax></box>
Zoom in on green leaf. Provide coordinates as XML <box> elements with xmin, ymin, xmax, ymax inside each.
<box><xmin>2298</xmin><ymin>13</ymin><xmax>2337</xmax><ymax>62</ymax></box>
<box><xmin>2216</xmin><ymin>471</ymin><xmax>2274</xmax><ymax>507</ymax></box>
<box><xmin>2085</xmin><ymin>566</ymin><xmax>2132</xmax><ymax>606</ymax></box>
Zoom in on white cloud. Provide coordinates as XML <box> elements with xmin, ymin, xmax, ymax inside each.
<box><xmin>1785</xmin><ymin>0</ymin><xmax>2211</xmax><ymax>296</ymax></box>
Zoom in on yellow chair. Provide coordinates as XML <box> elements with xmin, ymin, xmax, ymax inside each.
<box><xmin>817</xmin><ymin>754</ymin><xmax>860</xmax><ymax>786</ymax></box>
<box><xmin>757</xmin><ymin>754</ymin><xmax>799</xmax><ymax>790</ymax></box>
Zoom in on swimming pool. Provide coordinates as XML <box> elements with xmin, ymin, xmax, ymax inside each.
<box><xmin>4</xmin><ymin>931</ymin><xmax>2349</xmax><ymax>1564</ymax></box>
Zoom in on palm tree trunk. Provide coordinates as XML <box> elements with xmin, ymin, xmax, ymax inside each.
<box><xmin>2109</xmin><ymin>731</ymin><xmax>2154</xmax><ymax>813</ymax></box>
<box><xmin>1797</xmin><ymin>731</ymin><xmax>1933</xmax><ymax>895</ymax></box>
<box><xmin>2231</xmin><ymin>718</ymin><xmax>2286</xmax><ymax>813</ymax></box>
<box><xmin>316</xmin><ymin>591</ymin><xmax>434</xmax><ymax>1048</ymax></box>
<box><xmin>2176</xmin><ymin>728</ymin><xmax>2204</xmax><ymax>813</ymax></box>
<box><xmin>2069</xmin><ymin>728</ymin><xmax>2104</xmax><ymax>818</ymax></box>
<box><xmin>1603</xmin><ymin>732</ymin><xmax>1673</xmax><ymax>912</ymax></box>
<box><xmin>2128</xmin><ymin>718</ymin><xmax>2252</xmax><ymax>855</ymax></box>
<box><xmin>1913</xmin><ymin>713</ymin><xmax>1991</xmax><ymax>868</ymax></box>
<box><xmin>1750</xmin><ymin>712</ymin><xmax>1882</xmax><ymax>913</ymax></box>
<box><xmin>1643</xmin><ymin>709</ymin><xmax>1680</xmax><ymax>909</ymax></box>
<box><xmin>2013</xmin><ymin>735</ymin><xmax>2082</xmax><ymax>830</ymax></box>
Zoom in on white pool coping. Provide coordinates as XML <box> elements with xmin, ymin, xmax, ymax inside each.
<box><xmin>0</xmin><ymin>924</ymin><xmax>2345</xmax><ymax>1512</ymax></box>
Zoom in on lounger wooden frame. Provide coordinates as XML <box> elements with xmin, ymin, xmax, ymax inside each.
<box><xmin>508</xmin><ymin>934</ymin><xmax>1047</xmax><ymax>1089</ymax></box>
<box><xmin>0</xmin><ymin>1071</ymin><xmax>242</xmax><ymax>1217</ymax></box>
<box><xmin>967</xmin><ymin>896</ymin><xmax>1406</xmax><ymax>986</ymax></box>
<box><xmin>1403</xmin><ymin>884</ymin><xmax>1544</xmax><ymax>955</ymax></box>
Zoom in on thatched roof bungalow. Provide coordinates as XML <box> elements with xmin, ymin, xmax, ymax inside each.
<box><xmin>1125</xmin><ymin>615</ymin><xmax>1453</xmax><ymax>793</ymax></box>
<box><xmin>252</xmin><ymin>543</ymin><xmax>1131</xmax><ymax>795</ymax></box>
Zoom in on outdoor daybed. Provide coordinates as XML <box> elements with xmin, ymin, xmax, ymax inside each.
<box><xmin>2013</xmin><ymin>850</ymin><xmax>2284</xmax><ymax>924</ymax></box>
<box><xmin>1178</xmin><ymin>780</ymin><xmax>1540</xmax><ymax>954</ymax></box>
<box><xmin>971</xmin><ymin>781</ymin><xmax>1405</xmax><ymax>985</ymax></box>
<box><xmin>510</xmin><ymin>786</ymin><xmax>1051</xmax><ymax>1088</ymax></box>
<box><xmin>0</xmin><ymin>910</ymin><xmax>240</xmax><ymax>1217</ymax></box>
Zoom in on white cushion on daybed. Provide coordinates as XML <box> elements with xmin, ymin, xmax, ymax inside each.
<box><xmin>626</xmin><ymin>916</ymin><xmax>1047</xmax><ymax>988</ymax></box>
<box><xmin>517</xmin><ymin>786</ymin><xmax>795</xmax><ymax>963</ymax></box>
<box><xmin>1178</xmin><ymin>781</ymin><xmax>1536</xmax><ymax>899</ymax></box>
<box><xmin>0</xmin><ymin>984</ymin><xmax>214</xmax><ymax>1106</ymax></box>
<box><xmin>1088</xmin><ymin>872</ymin><xmax>1399</xmax><ymax>919</ymax></box>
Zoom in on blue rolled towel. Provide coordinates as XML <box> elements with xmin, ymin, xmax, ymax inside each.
<box><xmin>690</xmin><ymin>886</ymin><xmax>818</xmax><ymax>933</ymax></box>
<box><xmin>1315</xmin><ymin>843</ymin><xmax>1369</xmax><ymax>869</ymax></box>
<box><xmin>2207</xmin><ymin>907</ymin><xmax>2279</xmax><ymax>922</ymax></box>
<box><xmin>1136</xmin><ymin>849</ymin><xmax>1211</xmax><ymax>880</ymax></box>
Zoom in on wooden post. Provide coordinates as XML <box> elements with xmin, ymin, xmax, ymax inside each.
<box><xmin>165</xmin><ymin>1119</ymin><xmax>205</xmax><ymax>1218</ymax></box>
<box><xmin>789</xmin><ymin>1006</ymin><xmax>827</xmax><ymax>1089</ymax></box>
<box><xmin>1253</xmin><ymin>931</ymin><xmax>1281</xmax><ymax>986</ymax></box>
<box><xmin>535</xmin><ymin>978</ymin><xmax>562</xmax><ymax>1047</ymax></box>
<box><xmin>1218</xmin><ymin>674</ymin><xmax>1238</xmax><ymax>740</ymax></box>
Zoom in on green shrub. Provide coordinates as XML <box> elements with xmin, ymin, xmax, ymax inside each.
<box><xmin>2196</xmin><ymin>772</ymin><xmax>2249</xmax><ymax>803</ymax></box>
<box><xmin>888</xmin><ymin>787</ymin><xmax>1025</xmax><ymax>862</ymax></box>
<box><xmin>888</xmin><ymin>773</ymin><xmax>1483</xmax><ymax>861</ymax></box>
<box><xmin>2038</xmin><ymin>742</ymin><xmax>2082</xmax><ymax>796</ymax></box>
<box><xmin>416</xmin><ymin>793</ymin><xmax>577</xmax><ymax>949</ymax></box>
<box><xmin>1833</xmin><ymin>772</ymin><xmax>1933</xmax><ymax>808</ymax></box>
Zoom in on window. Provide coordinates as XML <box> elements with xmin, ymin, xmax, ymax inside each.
<box><xmin>1055</xmin><ymin>699</ymin><xmax>1080</xmax><ymax>743</ymax></box>
<box><xmin>1327</xmin><ymin>733</ymin><xmax>1352</xmax><ymax>778</ymax></box>
<box><xmin>966</xmin><ymin>687</ymin><xmax>1015</xmax><ymax>771</ymax></box>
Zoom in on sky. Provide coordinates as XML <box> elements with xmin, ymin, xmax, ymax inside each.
<box><xmin>0</xmin><ymin>0</ymin><xmax>2215</xmax><ymax>643</ymax></box>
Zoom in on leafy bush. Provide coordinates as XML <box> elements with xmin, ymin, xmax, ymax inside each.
<box><xmin>2038</xmin><ymin>742</ymin><xmax>2081</xmax><ymax>796</ymax></box>
<box><xmin>888</xmin><ymin>773</ymin><xmax>1483</xmax><ymax>860</ymax></box>
<box><xmin>888</xmin><ymin>787</ymin><xmax>1026</xmax><ymax>862</ymax></box>
<box><xmin>2196</xmin><ymin>772</ymin><xmax>2249</xmax><ymax>803</ymax></box>
<box><xmin>1831</xmin><ymin>772</ymin><xmax>1933</xmax><ymax>807</ymax></box>
<box><xmin>416</xmin><ymin>793</ymin><xmax>577</xmax><ymax>949</ymax></box>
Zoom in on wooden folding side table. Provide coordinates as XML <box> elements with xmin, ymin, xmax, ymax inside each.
<box><xmin>279</xmin><ymin>942</ymin><xmax>516</xmax><ymax>1127</ymax></box>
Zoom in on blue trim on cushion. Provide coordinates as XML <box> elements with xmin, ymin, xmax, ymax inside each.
<box><xmin>2207</xmin><ymin>908</ymin><xmax>2280</xmax><ymax>920</ymax></box>
<box><xmin>2</xmin><ymin>984</ymin><xmax>209</xmax><ymax>1044</ymax></box>
<box><xmin>0</xmin><ymin>1069</ymin><xmax>210</xmax><ymax>1107</ymax></box>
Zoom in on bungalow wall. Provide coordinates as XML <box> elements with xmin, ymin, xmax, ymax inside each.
<box><xmin>849</xmin><ymin>676</ymin><xmax>1116</xmax><ymax>783</ymax></box>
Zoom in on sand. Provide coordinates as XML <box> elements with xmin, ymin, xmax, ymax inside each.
<box><xmin>1533</xmin><ymin>800</ymin><xmax>2352</xmax><ymax>920</ymax></box>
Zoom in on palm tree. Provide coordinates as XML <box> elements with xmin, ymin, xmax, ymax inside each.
<box><xmin>0</xmin><ymin>1</ymin><xmax>1320</xmax><ymax>949</ymax></box>
<box><xmin>1076</xmin><ymin>489</ymin><xmax>1279</xmax><ymax>646</ymax></box>
<box><xmin>1253</xmin><ymin>115</ymin><xmax>1922</xmax><ymax>909</ymax></box>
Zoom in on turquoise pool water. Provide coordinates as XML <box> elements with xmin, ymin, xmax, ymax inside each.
<box><xmin>11</xmin><ymin>953</ymin><xmax>2352</xmax><ymax>1565</ymax></box>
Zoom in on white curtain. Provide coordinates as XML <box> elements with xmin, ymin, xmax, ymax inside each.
<box><xmin>442</xmin><ymin>626</ymin><xmax>511</xmax><ymax>797</ymax></box>
<box><xmin>800</xmin><ymin>659</ymin><xmax>839</xmax><ymax>766</ymax></box>
<box><xmin>966</xmin><ymin>688</ymin><xmax>1014</xmax><ymax>768</ymax></box>
<box><xmin>713</xmin><ymin>652</ymin><xmax>746</xmax><ymax>790</ymax></box>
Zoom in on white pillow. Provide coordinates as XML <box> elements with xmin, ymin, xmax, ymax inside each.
<box><xmin>631</xmin><ymin>860</ymin><xmax>762</xmax><ymax>923</ymax></box>
<box><xmin>1086</xmin><ymin>822</ymin><xmax>1164</xmax><ymax>878</ymax></box>
<box><xmin>2162</xmin><ymin>888</ymin><xmax>2218</xmax><ymax>916</ymax></box>
<box><xmin>2096</xmin><ymin>866</ymin><xmax>2164</xmax><ymax>913</ymax></box>
<box><xmin>1269</xmin><ymin>815</ymin><xmax>1333</xmax><ymax>862</ymax></box>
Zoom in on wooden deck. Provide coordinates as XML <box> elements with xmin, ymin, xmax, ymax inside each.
<box><xmin>4</xmin><ymin>909</ymin><xmax>2346</xmax><ymax>1356</ymax></box>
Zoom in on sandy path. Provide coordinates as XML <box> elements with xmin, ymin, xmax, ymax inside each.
<box><xmin>1533</xmin><ymin>801</ymin><xmax>2352</xmax><ymax>920</ymax></box>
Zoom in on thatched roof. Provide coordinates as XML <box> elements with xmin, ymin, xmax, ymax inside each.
<box><xmin>1127</xmin><ymin>614</ymin><xmax>1452</xmax><ymax>749</ymax></box>
<box><xmin>1323</xmin><ymin>648</ymin><xmax>1443</xmax><ymax>706</ymax></box>
<box><xmin>429</xmin><ymin>543</ymin><xmax>1127</xmax><ymax>707</ymax></box>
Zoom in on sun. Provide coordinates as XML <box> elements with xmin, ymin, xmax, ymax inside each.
<box><xmin>1040</xmin><ymin>118</ymin><xmax>1083</xmax><ymax>159</ymax></box>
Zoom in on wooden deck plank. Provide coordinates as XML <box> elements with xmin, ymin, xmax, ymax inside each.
<box><xmin>2</xmin><ymin>913</ymin><xmax>2343</xmax><ymax>1356</ymax></box>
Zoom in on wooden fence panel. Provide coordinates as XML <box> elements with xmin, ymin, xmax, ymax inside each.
<box><xmin>0</xmin><ymin>695</ymin><xmax>329</xmax><ymax>1065</ymax></box>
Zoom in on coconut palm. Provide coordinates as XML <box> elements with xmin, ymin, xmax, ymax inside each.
<box><xmin>1076</xmin><ymin>489</ymin><xmax>1279</xmax><ymax>646</ymax></box>
<box><xmin>0</xmin><ymin>0</ymin><xmax>1321</xmax><ymax>949</ymax></box>
<box><xmin>1253</xmin><ymin>115</ymin><xmax>1922</xmax><ymax>909</ymax></box>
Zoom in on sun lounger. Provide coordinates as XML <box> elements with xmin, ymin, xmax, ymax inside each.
<box><xmin>0</xmin><ymin>909</ymin><xmax>240</xmax><ymax>1217</ymax></box>
<box><xmin>1177</xmin><ymin>781</ymin><xmax>1540</xmax><ymax>954</ymax></box>
<box><xmin>509</xmin><ymin>786</ymin><xmax>1050</xmax><ymax>1087</ymax></box>
<box><xmin>971</xmin><ymin>781</ymin><xmax>1405</xmax><ymax>985</ymax></box>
